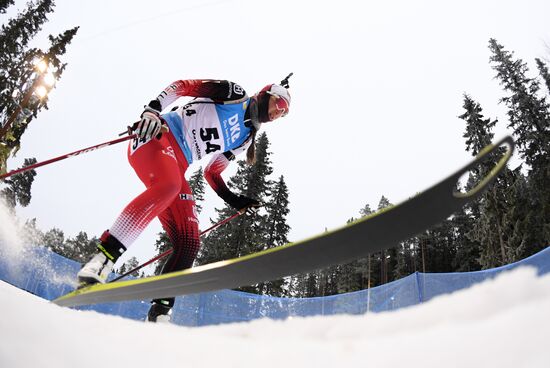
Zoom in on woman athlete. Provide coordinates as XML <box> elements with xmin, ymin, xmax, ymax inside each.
<box><xmin>76</xmin><ymin>76</ymin><xmax>292</xmax><ymax>322</ymax></box>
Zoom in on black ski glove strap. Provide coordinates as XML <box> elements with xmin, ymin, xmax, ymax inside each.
<box><xmin>227</xmin><ymin>194</ymin><xmax>261</xmax><ymax>213</ymax></box>
<box><xmin>147</xmin><ymin>99</ymin><xmax>162</xmax><ymax>112</ymax></box>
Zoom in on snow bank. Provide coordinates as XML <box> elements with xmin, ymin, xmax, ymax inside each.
<box><xmin>0</xmin><ymin>201</ymin><xmax>75</xmax><ymax>288</ymax></box>
<box><xmin>1</xmin><ymin>266</ymin><xmax>549</xmax><ymax>368</ymax></box>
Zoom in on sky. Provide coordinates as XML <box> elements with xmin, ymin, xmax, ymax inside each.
<box><xmin>2</xmin><ymin>267</ymin><xmax>550</xmax><ymax>367</ymax></box>
<box><xmin>4</xmin><ymin>0</ymin><xmax>550</xmax><ymax>268</ymax></box>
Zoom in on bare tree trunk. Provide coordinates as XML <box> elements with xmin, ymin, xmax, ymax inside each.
<box><xmin>492</xmin><ymin>189</ymin><xmax>507</xmax><ymax>264</ymax></box>
<box><xmin>421</xmin><ymin>238</ymin><xmax>426</xmax><ymax>274</ymax></box>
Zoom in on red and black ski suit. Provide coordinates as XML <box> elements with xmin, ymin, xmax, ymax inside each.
<box><xmin>108</xmin><ymin>80</ymin><xmax>252</xmax><ymax>307</ymax></box>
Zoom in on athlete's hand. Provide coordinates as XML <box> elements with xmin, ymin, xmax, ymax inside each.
<box><xmin>135</xmin><ymin>107</ymin><xmax>162</xmax><ymax>139</ymax></box>
<box><xmin>229</xmin><ymin>195</ymin><xmax>262</xmax><ymax>215</ymax></box>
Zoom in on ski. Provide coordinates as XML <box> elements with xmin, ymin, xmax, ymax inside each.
<box><xmin>53</xmin><ymin>136</ymin><xmax>515</xmax><ymax>308</ymax></box>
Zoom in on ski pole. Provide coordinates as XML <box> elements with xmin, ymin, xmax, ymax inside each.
<box><xmin>0</xmin><ymin>134</ymin><xmax>136</xmax><ymax>180</ymax></box>
<box><xmin>110</xmin><ymin>211</ymin><xmax>243</xmax><ymax>282</ymax></box>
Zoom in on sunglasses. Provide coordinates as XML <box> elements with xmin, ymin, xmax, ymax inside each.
<box><xmin>272</xmin><ymin>95</ymin><xmax>289</xmax><ymax>116</ymax></box>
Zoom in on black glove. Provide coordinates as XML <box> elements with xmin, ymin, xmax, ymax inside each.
<box><xmin>228</xmin><ymin>194</ymin><xmax>262</xmax><ymax>214</ymax></box>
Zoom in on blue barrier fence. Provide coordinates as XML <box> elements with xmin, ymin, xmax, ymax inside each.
<box><xmin>0</xmin><ymin>244</ymin><xmax>548</xmax><ymax>326</ymax></box>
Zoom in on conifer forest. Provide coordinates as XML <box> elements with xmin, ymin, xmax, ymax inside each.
<box><xmin>1</xmin><ymin>2</ymin><xmax>548</xmax><ymax>298</ymax></box>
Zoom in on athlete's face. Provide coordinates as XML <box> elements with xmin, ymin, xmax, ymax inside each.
<box><xmin>267</xmin><ymin>95</ymin><xmax>288</xmax><ymax>122</ymax></box>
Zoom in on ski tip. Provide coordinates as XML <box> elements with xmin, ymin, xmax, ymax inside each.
<box><xmin>52</xmin><ymin>280</ymin><xmax>99</xmax><ymax>307</ymax></box>
<box><xmin>76</xmin><ymin>278</ymin><xmax>99</xmax><ymax>290</ymax></box>
<box><xmin>453</xmin><ymin>135</ymin><xmax>515</xmax><ymax>199</ymax></box>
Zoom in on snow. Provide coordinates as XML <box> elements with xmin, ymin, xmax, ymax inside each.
<box><xmin>1</xmin><ymin>186</ymin><xmax>549</xmax><ymax>367</ymax></box>
<box><xmin>1</xmin><ymin>267</ymin><xmax>549</xmax><ymax>368</ymax></box>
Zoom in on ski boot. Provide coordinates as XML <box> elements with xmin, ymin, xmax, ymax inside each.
<box><xmin>77</xmin><ymin>230</ymin><xmax>126</xmax><ymax>288</ymax></box>
<box><xmin>146</xmin><ymin>299</ymin><xmax>173</xmax><ymax>323</ymax></box>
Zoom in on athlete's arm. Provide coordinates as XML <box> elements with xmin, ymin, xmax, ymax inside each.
<box><xmin>204</xmin><ymin>152</ymin><xmax>237</xmax><ymax>205</ymax></box>
<box><xmin>204</xmin><ymin>140</ymin><xmax>258</xmax><ymax>211</ymax></box>
<box><xmin>146</xmin><ymin>80</ymin><xmax>247</xmax><ymax>111</ymax></box>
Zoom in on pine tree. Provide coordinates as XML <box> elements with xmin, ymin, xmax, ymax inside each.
<box><xmin>489</xmin><ymin>38</ymin><xmax>550</xmax><ymax>256</ymax></box>
<box><xmin>0</xmin><ymin>1</ymin><xmax>15</xmax><ymax>14</ymax></box>
<box><xmin>358</xmin><ymin>203</ymin><xmax>375</xmax><ymax>289</ymax></box>
<box><xmin>187</xmin><ymin>167</ymin><xmax>205</xmax><ymax>214</ymax></box>
<box><xmin>1</xmin><ymin>0</ymin><xmax>55</xmax><ymax>133</ymax></box>
<box><xmin>195</xmin><ymin>204</ymin><xmax>236</xmax><ymax>265</ymax></box>
<box><xmin>153</xmin><ymin>231</ymin><xmax>172</xmax><ymax>275</ymax></box>
<box><xmin>459</xmin><ymin>94</ymin><xmax>497</xmax><ymax>155</ymax></box>
<box><xmin>197</xmin><ymin>133</ymin><xmax>293</xmax><ymax>296</ymax></box>
<box><xmin>394</xmin><ymin>238</ymin><xmax>417</xmax><ymax>278</ymax></box>
<box><xmin>452</xmin><ymin>141</ymin><xmax>485</xmax><ymax>272</ymax></box>
<box><xmin>263</xmin><ymin>175</ymin><xmax>290</xmax><ymax>247</ymax></box>
<box><xmin>0</xmin><ymin>1</ymin><xmax>54</xmax><ymax>60</ymax></box>
<box><xmin>536</xmin><ymin>58</ymin><xmax>550</xmax><ymax>95</ymax></box>
<box><xmin>0</xmin><ymin>158</ymin><xmax>37</xmax><ymax>210</ymax></box>
<box><xmin>118</xmin><ymin>262</ymin><xmax>127</xmax><ymax>276</ymax></box>
<box><xmin>227</xmin><ymin>132</ymin><xmax>274</xmax><ymax>260</ymax></box>
<box><xmin>359</xmin><ymin>204</ymin><xmax>374</xmax><ymax>218</ymax></box>
<box><xmin>417</xmin><ymin>219</ymin><xmax>457</xmax><ymax>272</ymax></box>
<box><xmin>299</xmin><ymin>272</ymin><xmax>318</xmax><ymax>297</ymax></box>
<box><xmin>489</xmin><ymin>39</ymin><xmax>550</xmax><ymax>169</ymax></box>
<box><xmin>1</xmin><ymin>26</ymin><xmax>79</xmax><ymax>171</ymax></box>
<box><xmin>451</xmin><ymin>201</ymin><xmax>482</xmax><ymax>272</ymax></box>
<box><xmin>256</xmin><ymin>175</ymin><xmax>290</xmax><ymax>296</ymax></box>
<box><xmin>42</xmin><ymin>227</ymin><xmax>65</xmax><ymax>255</ymax></box>
<box><xmin>1</xmin><ymin>0</ymin><xmax>54</xmax><ymax>174</ymax></box>
<box><xmin>198</xmin><ymin>132</ymin><xmax>274</xmax><ymax>267</ymax></box>
<box><xmin>351</xmin><ymin>204</ymin><xmax>374</xmax><ymax>291</ymax></box>
<box><xmin>66</xmin><ymin>232</ymin><xmax>98</xmax><ymax>263</ymax></box>
<box><xmin>303</xmin><ymin>202</ymin><xmax>376</xmax><ymax>296</ymax></box>
<box><xmin>0</xmin><ymin>0</ymin><xmax>78</xmax><ymax>207</ymax></box>
<box><xmin>458</xmin><ymin>94</ymin><xmax>507</xmax><ymax>268</ymax></box>
<box><xmin>44</xmin><ymin>231</ymin><xmax>97</xmax><ymax>263</ymax></box>
<box><xmin>118</xmin><ymin>257</ymin><xmax>140</xmax><ymax>277</ymax></box>
<box><xmin>374</xmin><ymin>196</ymin><xmax>392</xmax><ymax>285</ymax></box>
<box><xmin>22</xmin><ymin>218</ymin><xmax>43</xmax><ymax>246</ymax></box>
<box><xmin>504</xmin><ymin>171</ymin><xmax>541</xmax><ymax>260</ymax></box>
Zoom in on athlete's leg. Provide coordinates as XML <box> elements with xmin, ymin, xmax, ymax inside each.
<box><xmin>147</xmin><ymin>177</ymin><xmax>201</xmax><ymax>321</ymax></box>
<box><xmin>109</xmin><ymin>135</ymin><xmax>182</xmax><ymax>248</ymax></box>
<box><xmin>78</xmin><ymin>135</ymin><xmax>182</xmax><ymax>286</ymax></box>
<box><xmin>157</xmin><ymin>180</ymin><xmax>200</xmax><ymax>275</ymax></box>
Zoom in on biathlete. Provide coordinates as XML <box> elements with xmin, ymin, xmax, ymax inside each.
<box><xmin>77</xmin><ymin>75</ymin><xmax>292</xmax><ymax>322</ymax></box>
